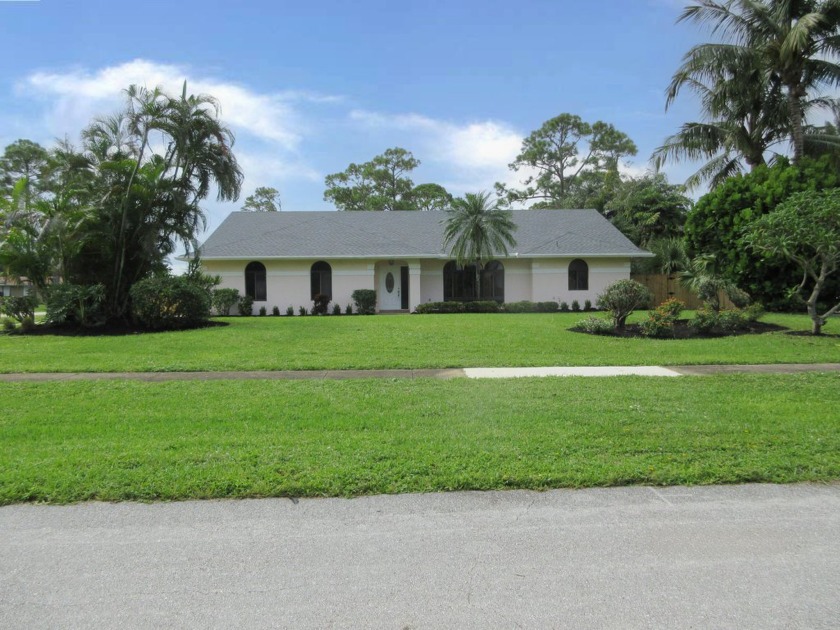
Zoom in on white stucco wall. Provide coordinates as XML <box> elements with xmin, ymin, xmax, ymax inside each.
<box><xmin>203</xmin><ymin>256</ymin><xmax>632</xmax><ymax>313</ymax></box>
<box><xmin>532</xmin><ymin>258</ymin><xmax>632</xmax><ymax>305</ymax></box>
<box><xmin>204</xmin><ymin>259</ymin><xmax>375</xmax><ymax>314</ymax></box>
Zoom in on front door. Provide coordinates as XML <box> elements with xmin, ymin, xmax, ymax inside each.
<box><xmin>379</xmin><ymin>263</ymin><xmax>403</xmax><ymax>310</ymax></box>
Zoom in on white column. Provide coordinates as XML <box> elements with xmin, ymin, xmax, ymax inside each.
<box><xmin>408</xmin><ymin>261</ymin><xmax>422</xmax><ymax>312</ymax></box>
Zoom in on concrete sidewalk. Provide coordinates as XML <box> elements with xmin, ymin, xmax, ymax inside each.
<box><xmin>1</xmin><ymin>484</ymin><xmax>838</xmax><ymax>629</ymax></box>
<box><xmin>0</xmin><ymin>363</ymin><xmax>839</xmax><ymax>381</ymax></box>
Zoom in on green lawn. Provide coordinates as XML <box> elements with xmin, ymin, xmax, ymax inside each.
<box><xmin>1</xmin><ymin>374</ymin><xmax>837</xmax><ymax>505</ymax></box>
<box><xmin>1</xmin><ymin>312</ymin><xmax>838</xmax><ymax>373</ymax></box>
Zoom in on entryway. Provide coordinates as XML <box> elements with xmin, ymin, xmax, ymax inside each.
<box><xmin>378</xmin><ymin>262</ymin><xmax>409</xmax><ymax>311</ymax></box>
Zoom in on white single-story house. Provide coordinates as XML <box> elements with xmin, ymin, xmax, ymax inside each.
<box><xmin>198</xmin><ymin>209</ymin><xmax>652</xmax><ymax>313</ymax></box>
<box><xmin>0</xmin><ymin>277</ymin><xmax>31</xmax><ymax>298</ymax></box>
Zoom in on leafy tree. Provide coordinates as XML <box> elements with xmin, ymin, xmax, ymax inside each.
<box><xmin>242</xmin><ymin>186</ymin><xmax>281</xmax><ymax>212</ymax></box>
<box><xmin>410</xmin><ymin>183</ymin><xmax>453</xmax><ymax>212</ymax></box>
<box><xmin>673</xmin><ymin>0</ymin><xmax>840</xmax><ymax>165</ymax></box>
<box><xmin>443</xmin><ymin>192</ymin><xmax>517</xmax><ymax>299</ymax></box>
<box><xmin>597</xmin><ymin>279</ymin><xmax>652</xmax><ymax>331</ymax></box>
<box><xmin>0</xmin><ymin>139</ymin><xmax>49</xmax><ymax>206</ymax></box>
<box><xmin>745</xmin><ymin>189</ymin><xmax>840</xmax><ymax>334</ymax></box>
<box><xmin>604</xmin><ymin>173</ymin><xmax>691</xmax><ymax>246</ymax></box>
<box><xmin>495</xmin><ymin>114</ymin><xmax>637</xmax><ymax>208</ymax></box>
<box><xmin>324</xmin><ymin>147</ymin><xmax>420</xmax><ymax>211</ymax></box>
<box><xmin>685</xmin><ymin>156</ymin><xmax>839</xmax><ymax>308</ymax></box>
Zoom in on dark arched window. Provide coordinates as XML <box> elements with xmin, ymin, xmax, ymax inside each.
<box><xmin>245</xmin><ymin>261</ymin><xmax>267</xmax><ymax>301</ymax></box>
<box><xmin>443</xmin><ymin>260</ymin><xmax>504</xmax><ymax>302</ymax></box>
<box><xmin>481</xmin><ymin>261</ymin><xmax>505</xmax><ymax>302</ymax></box>
<box><xmin>569</xmin><ymin>259</ymin><xmax>588</xmax><ymax>291</ymax></box>
<box><xmin>311</xmin><ymin>261</ymin><xmax>332</xmax><ymax>299</ymax></box>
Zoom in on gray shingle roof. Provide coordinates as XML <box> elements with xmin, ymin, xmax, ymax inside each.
<box><xmin>199</xmin><ymin>209</ymin><xmax>652</xmax><ymax>259</ymax></box>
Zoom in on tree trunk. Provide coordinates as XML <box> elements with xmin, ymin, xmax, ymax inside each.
<box><xmin>787</xmin><ymin>89</ymin><xmax>805</xmax><ymax>165</ymax></box>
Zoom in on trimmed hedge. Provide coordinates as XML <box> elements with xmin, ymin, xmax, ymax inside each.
<box><xmin>503</xmin><ymin>300</ymin><xmax>559</xmax><ymax>313</ymax></box>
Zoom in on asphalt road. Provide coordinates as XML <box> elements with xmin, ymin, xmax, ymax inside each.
<box><xmin>1</xmin><ymin>484</ymin><xmax>838</xmax><ymax>629</ymax></box>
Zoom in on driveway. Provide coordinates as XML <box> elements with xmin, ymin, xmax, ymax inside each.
<box><xmin>1</xmin><ymin>483</ymin><xmax>838</xmax><ymax>629</ymax></box>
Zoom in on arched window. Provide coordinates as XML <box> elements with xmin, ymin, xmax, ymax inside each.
<box><xmin>311</xmin><ymin>261</ymin><xmax>332</xmax><ymax>299</ymax></box>
<box><xmin>245</xmin><ymin>261</ymin><xmax>267</xmax><ymax>301</ymax></box>
<box><xmin>481</xmin><ymin>261</ymin><xmax>505</xmax><ymax>302</ymax></box>
<box><xmin>569</xmin><ymin>259</ymin><xmax>588</xmax><ymax>291</ymax></box>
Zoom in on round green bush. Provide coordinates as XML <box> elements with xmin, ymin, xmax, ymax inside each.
<box><xmin>130</xmin><ymin>276</ymin><xmax>211</xmax><ymax>330</ymax></box>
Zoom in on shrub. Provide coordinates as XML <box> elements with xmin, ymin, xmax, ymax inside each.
<box><xmin>258</xmin><ymin>306</ymin><xmax>267</xmax><ymax>316</ymax></box>
<box><xmin>597</xmin><ymin>279</ymin><xmax>652</xmax><ymax>331</ymax></box>
<box><xmin>130</xmin><ymin>275</ymin><xmax>211</xmax><ymax>330</ymax></box>
<box><xmin>238</xmin><ymin>295</ymin><xmax>254</xmax><ymax>316</ymax></box>
<box><xmin>640</xmin><ymin>311</ymin><xmax>674</xmax><ymax>338</ymax></box>
<box><xmin>352</xmin><ymin>289</ymin><xmax>377</xmax><ymax>315</ymax></box>
<box><xmin>312</xmin><ymin>293</ymin><xmax>330</xmax><ymax>315</ymax></box>
<box><xmin>657</xmin><ymin>297</ymin><xmax>685</xmax><ymax>319</ymax></box>
<box><xmin>560</xmin><ymin>301</ymin><xmax>569</xmax><ymax>312</ymax></box>
<box><xmin>573</xmin><ymin>316</ymin><xmax>615</xmax><ymax>335</ymax></box>
<box><xmin>503</xmin><ymin>301</ymin><xmax>558</xmax><ymax>313</ymax></box>
<box><xmin>571</xmin><ymin>300</ymin><xmax>581</xmax><ymax>312</ymax></box>
<box><xmin>298</xmin><ymin>306</ymin><xmax>307</xmax><ymax>316</ymax></box>
<box><xmin>2</xmin><ymin>317</ymin><xmax>16</xmax><ymax>332</ymax></box>
<box><xmin>332</xmin><ymin>303</ymin><xmax>342</xmax><ymax>316</ymax></box>
<box><xmin>44</xmin><ymin>284</ymin><xmax>105</xmax><ymax>327</ymax></box>
<box><xmin>584</xmin><ymin>299</ymin><xmax>592</xmax><ymax>311</ymax></box>
<box><xmin>503</xmin><ymin>301</ymin><xmax>534</xmax><ymax>313</ymax></box>
<box><xmin>345</xmin><ymin>304</ymin><xmax>353</xmax><ymax>315</ymax></box>
<box><xmin>20</xmin><ymin>316</ymin><xmax>35</xmax><ymax>332</ymax></box>
<box><xmin>286</xmin><ymin>306</ymin><xmax>294</xmax><ymax>316</ymax></box>
<box><xmin>272</xmin><ymin>306</ymin><xmax>280</xmax><ymax>316</ymax></box>
<box><xmin>0</xmin><ymin>295</ymin><xmax>38</xmax><ymax>324</ymax></box>
<box><xmin>211</xmin><ymin>288</ymin><xmax>240</xmax><ymax>316</ymax></box>
<box><xmin>415</xmin><ymin>301</ymin><xmax>464</xmax><ymax>314</ymax></box>
<box><xmin>689</xmin><ymin>306</ymin><xmax>762</xmax><ymax>336</ymax></box>
<box><xmin>463</xmin><ymin>301</ymin><xmax>501</xmax><ymax>313</ymax></box>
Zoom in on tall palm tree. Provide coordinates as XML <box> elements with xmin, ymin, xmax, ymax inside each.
<box><xmin>443</xmin><ymin>192</ymin><xmax>517</xmax><ymax>300</ymax></box>
<box><xmin>654</xmin><ymin>49</ymin><xmax>790</xmax><ymax>188</ymax></box>
<box><xmin>76</xmin><ymin>83</ymin><xmax>243</xmax><ymax>317</ymax></box>
<box><xmin>677</xmin><ymin>0</ymin><xmax>840</xmax><ymax>164</ymax></box>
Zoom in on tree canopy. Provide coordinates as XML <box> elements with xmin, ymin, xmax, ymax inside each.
<box><xmin>745</xmin><ymin>188</ymin><xmax>840</xmax><ymax>333</ymax></box>
<box><xmin>657</xmin><ymin>0</ymin><xmax>840</xmax><ymax>188</ymax></box>
<box><xmin>684</xmin><ymin>155</ymin><xmax>839</xmax><ymax>308</ymax></box>
<box><xmin>323</xmin><ymin>148</ymin><xmax>454</xmax><ymax>212</ymax></box>
<box><xmin>0</xmin><ymin>83</ymin><xmax>243</xmax><ymax>321</ymax></box>
<box><xmin>495</xmin><ymin>114</ymin><xmax>637</xmax><ymax>209</ymax></box>
<box><xmin>242</xmin><ymin>186</ymin><xmax>281</xmax><ymax>212</ymax></box>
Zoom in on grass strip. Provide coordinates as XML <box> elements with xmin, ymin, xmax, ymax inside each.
<box><xmin>1</xmin><ymin>312</ymin><xmax>839</xmax><ymax>373</ymax></box>
<box><xmin>1</xmin><ymin>373</ymin><xmax>838</xmax><ymax>504</ymax></box>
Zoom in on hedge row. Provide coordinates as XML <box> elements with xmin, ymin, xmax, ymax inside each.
<box><xmin>415</xmin><ymin>300</ymin><xmax>580</xmax><ymax>314</ymax></box>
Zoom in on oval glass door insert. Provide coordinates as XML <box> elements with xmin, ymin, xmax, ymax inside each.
<box><xmin>385</xmin><ymin>272</ymin><xmax>395</xmax><ymax>293</ymax></box>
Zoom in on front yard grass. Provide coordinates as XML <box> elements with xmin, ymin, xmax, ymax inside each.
<box><xmin>1</xmin><ymin>373</ymin><xmax>838</xmax><ymax>504</ymax></box>
<box><xmin>1</xmin><ymin>312</ymin><xmax>838</xmax><ymax>373</ymax></box>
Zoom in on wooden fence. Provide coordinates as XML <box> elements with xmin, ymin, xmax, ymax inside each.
<box><xmin>630</xmin><ymin>274</ymin><xmax>735</xmax><ymax>310</ymax></box>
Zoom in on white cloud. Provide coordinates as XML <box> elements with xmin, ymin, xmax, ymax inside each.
<box><xmin>349</xmin><ymin>109</ymin><xmax>524</xmax><ymax>196</ymax></box>
<box><xmin>19</xmin><ymin>59</ymin><xmax>342</xmax><ymax>149</ymax></box>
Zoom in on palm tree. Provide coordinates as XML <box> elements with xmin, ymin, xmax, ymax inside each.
<box><xmin>654</xmin><ymin>48</ymin><xmax>790</xmax><ymax>189</ymax></box>
<box><xmin>442</xmin><ymin>192</ymin><xmax>517</xmax><ymax>300</ymax></box>
<box><xmin>676</xmin><ymin>0</ymin><xmax>840</xmax><ymax>164</ymax></box>
<box><xmin>76</xmin><ymin>83</ymin><xmax>243</xmax><ymax>317</ymax></box>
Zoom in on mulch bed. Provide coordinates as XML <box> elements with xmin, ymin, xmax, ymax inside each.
<box><xmin>11</xmin><ymin>320</ymin><xmax>229</xmax><ymax>337</ymax></box>
<box><xmin>573</xmin><ymin>319</ymin><xmax>786</xmax><ymax>339</ymax></box>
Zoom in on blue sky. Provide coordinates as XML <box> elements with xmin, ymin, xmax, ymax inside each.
<box><xmin>1</xmin><ymin>0</ymin><xmax>707</xmax><ymax>241</ymax></box>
